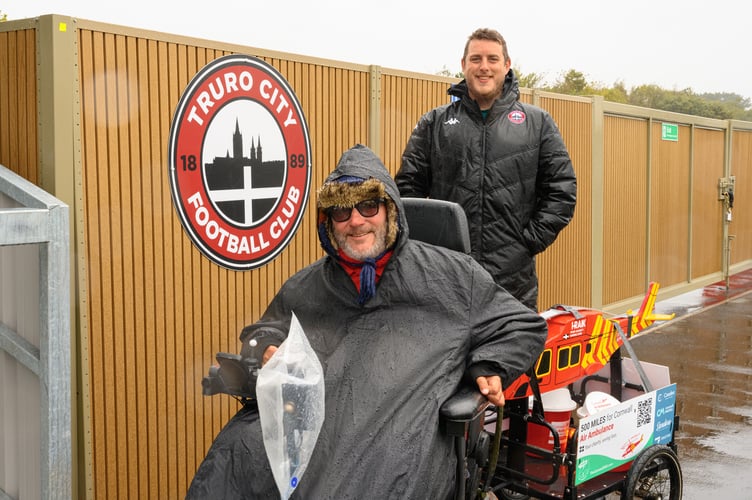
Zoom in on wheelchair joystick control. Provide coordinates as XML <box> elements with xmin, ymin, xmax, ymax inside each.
<box><xmin>201</xmin><ymin>349</ymin><xmax>261</xmax><ymax>400</ymax></box>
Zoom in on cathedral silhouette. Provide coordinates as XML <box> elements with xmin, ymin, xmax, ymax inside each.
<box><xmin>204</xmin><ymin>119</ymin><xmax>285</xmax><ymax>225</ymax></box>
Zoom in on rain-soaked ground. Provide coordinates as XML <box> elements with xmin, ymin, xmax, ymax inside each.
<box><xmin>627</xmin><ymin>269</ymin><xmax>752</xmax><ymax>499</ymax></box>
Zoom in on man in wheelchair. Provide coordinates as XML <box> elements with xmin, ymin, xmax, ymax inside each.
<box><xmin>187</xmin><ymin>144</ymin><xmax>546</xmax><ymax>499</ymax></box>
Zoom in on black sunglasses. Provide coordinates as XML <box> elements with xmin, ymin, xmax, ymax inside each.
<box><xmin>328</xmin><ymin>198</ymin><xmax>385</xmax><ymax>223</ymax></box>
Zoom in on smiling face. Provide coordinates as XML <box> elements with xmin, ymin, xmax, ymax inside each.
<box><xmin>331</xmin><ymin>200</ymin><xmax>388</xmax><ymax>260</ymax></box>
<box><xmin>461</xmin><ymin>38</ymin><xmax>511</xmax><ymax>110</ymax></box>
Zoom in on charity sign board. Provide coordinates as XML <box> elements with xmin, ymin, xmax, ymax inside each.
<box><xmin>575</xmin><ymin>383</ymin><xmax>677</xmax><ymax>485</ymax></box>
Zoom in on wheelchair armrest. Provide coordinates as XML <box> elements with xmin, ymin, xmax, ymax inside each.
<box><xmin>440</xmin><ymin>384</ymin><xmax>490</xmax><ymax>436</ymax></box>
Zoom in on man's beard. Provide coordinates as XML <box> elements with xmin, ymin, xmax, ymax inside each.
<box><xmin>335</xmin><ymin>224</ymin><xmax>387</xmax><ymax>261</ymax></box>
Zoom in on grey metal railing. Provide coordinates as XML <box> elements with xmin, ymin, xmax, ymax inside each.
<box><xmin>0</xmin><ymin>165</ymin><xmax>71</xmax><ymax>500</ymax></box>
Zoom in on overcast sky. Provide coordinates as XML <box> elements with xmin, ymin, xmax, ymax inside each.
<box><xmin>6</xmin><ymin>0</ymin><xmax>752</xmax><ymax>101</ymax></box>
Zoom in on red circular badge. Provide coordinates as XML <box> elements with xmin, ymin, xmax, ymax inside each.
<box><xmin>168</xmin><ymin>55</ymin><xmax>311</xmax><ymax>270</ymax></box>
<box><xmin>507</xmin><ymin>110</ymin><xmax>526</xmax><ymax>124</ymax></box>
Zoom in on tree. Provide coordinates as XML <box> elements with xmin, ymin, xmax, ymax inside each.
<box><xmin>514</xmin><ymin>67</ymin><xmax>546</xmax><ymax>89</ymax></box>
<box><xmin>549</xmin><ymin>70</ymin><xmax>589</xmax><ymax>95</ymax></box>
<box><xmin>628</xmin><ymin>84</ymin><xmax>667</xmax><ymax>109</ymax></box>
<box><xmin>597</xmin><ymin>81</ymin><xmax>629</xmax><ymax>104</ymax></box>
<box><xmin>700</xmin><ymin>92</ymin><xmax>752</xmax><ymax>119</ymax></box>
<box><xmin>628</xmin><ymin>85</ymin><xmax>733</xmax><ymax>119</ymax></box>
<box><xmin>702</xmin><ymin>92</ymin><xmax>751</xmax><ymax>110</ymax></box>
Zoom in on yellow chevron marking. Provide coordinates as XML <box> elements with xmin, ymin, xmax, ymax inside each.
<box><xmin>608</xmin><ymin>320</ymin><xmax>620</xmax><ymax>352</ymax></box>
<box><xmin>597</xmin><ymin>319</ymin><xmax>614</xmax><ymax>365</ymax></box>
<box><xmin>581</xmin><ymin>338</ymin><xmax>598</xmax><ymax>369</ymax></box>
<box><xmin>581</xmin><ymin>314</ymin><xmax>604</xmax><ymax>370</ymax></box>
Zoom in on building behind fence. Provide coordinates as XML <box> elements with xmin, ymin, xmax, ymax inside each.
<box><xmin>1</xmin><ymin>13</ymin><xmax>750</xmax><ymax>499</ymax></box>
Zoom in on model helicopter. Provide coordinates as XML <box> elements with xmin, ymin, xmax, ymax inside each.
<box><xmin>503</xmin><ymin>281</ymin><xmax>675</xmax><ymax>400</ymax></box>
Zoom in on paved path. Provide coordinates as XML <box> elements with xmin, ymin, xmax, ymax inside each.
<box><xmin>629</xmin><ymin>269</ymin><xmax>752</xmax><ymax>499</ymax></box>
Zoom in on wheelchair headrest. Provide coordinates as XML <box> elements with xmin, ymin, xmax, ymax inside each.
<box><xmin>402</xmin><ymin>198</ymin><xmax>471</xmax><ymax>253</ymax></box>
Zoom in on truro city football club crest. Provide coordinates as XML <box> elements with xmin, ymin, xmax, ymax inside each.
<box><xmin>168</xmin><ymin>54</ymin><xmax>311</xmax><ymax>270</ymax></box>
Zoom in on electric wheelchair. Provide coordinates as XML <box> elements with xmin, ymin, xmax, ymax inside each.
<box><xmin>202</xmin><ymin>198</ymin><xmax>683</xmax><ymax>500</ymax></box>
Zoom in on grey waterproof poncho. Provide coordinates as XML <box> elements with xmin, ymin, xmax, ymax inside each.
<box><xmin>187</xmin><ymin>144</ymin><xmax>546</xmax><ymax>500</ymax></box>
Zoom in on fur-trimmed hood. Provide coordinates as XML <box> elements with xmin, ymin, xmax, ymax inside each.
<box><xmin>316</xmin><ymin>144</ymin><xmax>407</xmax><ymax>257</ymax></box>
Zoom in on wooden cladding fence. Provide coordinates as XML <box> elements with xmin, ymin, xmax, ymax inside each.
<box><xmin>0</xmin><ymin>27</ymin><xmax>37</xmax><ymax>185</ymax></box>
<box><xmin>1</xmin><ymin>14</ymin><xmax>751</xmax><ymax>499</ymax></box>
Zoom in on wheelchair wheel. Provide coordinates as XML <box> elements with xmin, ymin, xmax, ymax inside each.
<box><xmin>623</xmin><ymin>445</ymin><xmax>682</xmax><ymax>499</ymax></box>
<box><xmin>498</xmin><ymin>489</ymin><xmax>529</xmax><ymax>500</ymax></box>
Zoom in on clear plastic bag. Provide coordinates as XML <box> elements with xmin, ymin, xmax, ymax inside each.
<box><xmin>256</xmin><ymin>312</ymin><xmax>325</xmax><ymax>499</ymax></box>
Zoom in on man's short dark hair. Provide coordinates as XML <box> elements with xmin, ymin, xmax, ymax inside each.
<box><xmin>463</xmin><ymin>28</ymin><xmax>509</xmax><ymax>63</ymax></box>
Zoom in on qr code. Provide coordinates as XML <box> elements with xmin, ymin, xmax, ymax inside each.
<box><xmin>637</xmin><ymin>399</ymin><xmax>653</xmax><ymax>427</ymax></box>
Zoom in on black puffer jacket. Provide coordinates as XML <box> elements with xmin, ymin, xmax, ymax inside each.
<box><xmin>187</xmin><ymin>145</ymin><xmax>547</xmax><ymax>499</ymax></box>
<box><xmin>397</xmin><ymin>71</ymin><xmax>577</xmax><ymax>309</ymax></box>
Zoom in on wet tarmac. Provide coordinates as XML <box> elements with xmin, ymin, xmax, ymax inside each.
<box><xmin>628</xmin><ymin>269</ymin><xmax>752</xmax><ymax>499</ymax></box>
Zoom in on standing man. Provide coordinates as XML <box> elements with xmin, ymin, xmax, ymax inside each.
<box><xmin>396</xmin><ymin>28</ymin><xmax>577</xmax><ymax>311</ymax></box>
